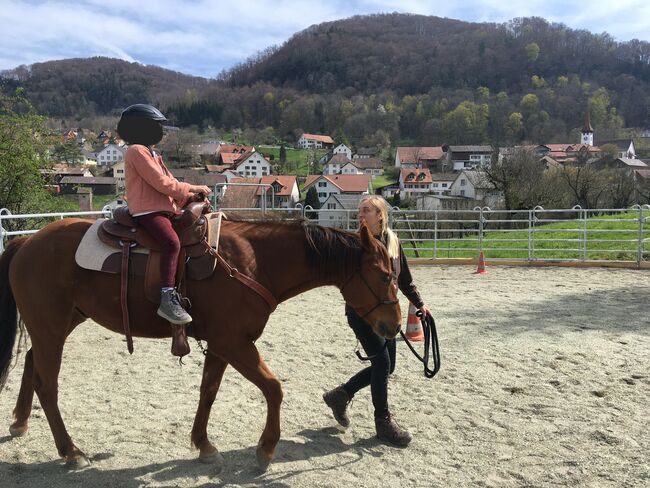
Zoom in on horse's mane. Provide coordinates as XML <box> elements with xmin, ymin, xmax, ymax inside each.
<box><xmin>222</xmin><ymin>213</ymin><xmax>361</xmax><ymax>278</ymax></box>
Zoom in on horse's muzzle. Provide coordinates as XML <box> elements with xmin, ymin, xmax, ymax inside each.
<box><xmin>378</xmin><ymin>321</ymin><xmax>401</xmax><ymax>339</ymax></box>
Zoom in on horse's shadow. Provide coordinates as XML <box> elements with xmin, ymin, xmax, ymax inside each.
<box><xmin>0</xmin><ymin>427</ymin><xmax>381</xmax><ymax>487</ymax></box>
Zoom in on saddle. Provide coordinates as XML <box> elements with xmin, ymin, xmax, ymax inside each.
<box><xmin>97</xmin><ymin>199</ymin><xmax>217</xmax><ymax>354</ymax></box>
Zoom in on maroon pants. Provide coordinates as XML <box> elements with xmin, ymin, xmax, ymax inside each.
<box><xmin>135</xmin><ymin>212</ymin><xmax>180</xmax><ymax>288</ymax></box>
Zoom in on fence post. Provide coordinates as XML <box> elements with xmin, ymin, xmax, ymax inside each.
<box><xmin>433</xmin><ymin>209</ymin><xmax>438</xmax><ymax>259</ymax></box>
<box><xmin>0</xmin><ymin>208</ymin><xmax>11</xmax><ymax>255</ymax></box>
<box><xmin>531</xmin><ymin>206</ymin><xmax>544</xmax><ymax>262</ymax></box>
<box><xmin>634</xmin><ymin>205</ymin><xmax>644</xmax><ymax>267</ymax></box>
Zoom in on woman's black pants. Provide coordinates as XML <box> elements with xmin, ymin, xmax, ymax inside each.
<box><xmin>342</xmin><ymin>310</ymin><xmax>396</xmax><ymax>419</ymax></box>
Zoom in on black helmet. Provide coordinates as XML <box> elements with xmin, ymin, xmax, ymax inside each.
<box><xmin>117</xmin><ymin>103</ymin><xmax>166</xmax><ymax>146</ymax></box>
<box><xmin>119</xmin><ymin>103</ymin><xmax>167</xmax><ymax>121</ymax></box>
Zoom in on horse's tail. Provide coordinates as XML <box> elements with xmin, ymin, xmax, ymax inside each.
<box><xmin>0</xmin><ymin>237</ymin><xmax>28</xmax><ymax>392</ymax></box>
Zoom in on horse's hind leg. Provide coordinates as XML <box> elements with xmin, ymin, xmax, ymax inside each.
<box><xmin>223</xmin><ymin>341</ymin><xmax>283</xmax><ymax>472</ymax></box>
<box><xmin>9</xmin><ymin>348</ymin><xmax>34</xmax><ymax>437</ymax></box>
<box><xmin>190</xmin><ymin>351</ymin><xmax>228</xmax><ymax>467</ymax></box>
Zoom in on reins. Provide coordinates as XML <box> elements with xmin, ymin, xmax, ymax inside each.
<box><xmin>356</xmin><ymin>311</ymin><xmax>441</xmax><ymax>379</ymax></box>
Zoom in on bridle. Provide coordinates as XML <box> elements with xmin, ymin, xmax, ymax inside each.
<box><xmin>340</xmin><ymin>257</ymin><xmax>399</xmax><ymax>320</ymax></box>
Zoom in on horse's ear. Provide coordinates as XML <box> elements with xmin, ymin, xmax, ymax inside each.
<box><xmin>359</xmin><ymin>223</ymin><xmax>373</xmax><ymax>250</ymax></box>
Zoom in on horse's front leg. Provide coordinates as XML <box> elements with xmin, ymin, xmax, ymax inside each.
<box><xmin>191</xmin><ymin>350</ymin><xmax>228</xmax><ymax>469</ymax></box>
<box><xmin>225</xmin><ymin>341</ymin><xmax>283</xmax><ymax>472</ymax></box>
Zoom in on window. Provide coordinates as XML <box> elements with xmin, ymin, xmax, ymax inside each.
<box><xmin>460</xmin><ymin>190</ymin><xmax>465</xmax><ymax>196</ymax></box>
<box><xmin>327</xmin><ymin>203</ymin><xmax>336</xmax><ymax>209</ymax></box>
<box><xmin>318</xmin><ymin>181</ymin><xmax>327</xmax><ymax>187</ymax></box>
<box><xmin>442</xmin><ymin>183</ymin><xmax>448</xmax><ymax>188</ymax></box>
<box><xmin>318</xmin><ymin>192</ymin><xmax>326</xmax><ymax>198</ymax></box>
<box><xmin>432</xmin><ymin>183</ymin><xmax>438</xmax><ymax>187</ymax></box>
<box><xmin>460</xmin><ymin>179</ymin><xmax>466</xmax><ymax>186</ymax></box>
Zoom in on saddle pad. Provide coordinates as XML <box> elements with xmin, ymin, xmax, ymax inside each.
<box><xmin>75</xmin><ymin>213</ymin><xmax>224</xmax><ymax>273</ymax></box>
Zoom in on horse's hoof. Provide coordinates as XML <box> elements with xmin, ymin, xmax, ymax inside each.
<box><xmin>199</xmin><ymin>450</ymin><xmax>224</xmax><ymax>471</ymax></box>
<box><xmin>256</xmin><ymin>446</ymin><xmax>272</xmax><ymax>472</ymax></box>
<box><xmin>9</xmin><ymin>423</ymin><xmax>28</xmax><ymax>437</ymax></box>
<box><xmin>65</xmin><ymin>455</ymin><xmax>91</xmax><ymax>470</ymax></box>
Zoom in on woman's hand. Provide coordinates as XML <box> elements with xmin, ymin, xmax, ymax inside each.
<box><xmin>418</xmin><ymin>305</ymin><xmax>432</xmax><ymax>318</ymax></box>
<box><xmin>190</xmin><ymin>185</ymin><xmax>212</xmax><ymax>195</ymax></box>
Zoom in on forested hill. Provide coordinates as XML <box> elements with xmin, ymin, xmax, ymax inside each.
<box><xmin>0</xmin><ymin>57</ymin><xmax>207</xmax><ymax>118</ymax></box>
<box><xmin>225</xmin><ymin>13</ymin><xmax>650</xmax><ymax>96</ymax></box>
<box><xmin>2</xmin><ymin>14</ymin><xmax>650</xmax><ymax>146</ymax></box>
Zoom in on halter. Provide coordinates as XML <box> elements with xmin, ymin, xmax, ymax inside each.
<box><xmin>340</xmin><ymin>258</ymin><xmax>399</xmax><ymax>319</ymax></box>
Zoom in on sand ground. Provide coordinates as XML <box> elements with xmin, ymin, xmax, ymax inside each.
<box><xmin>0</xmin><ymin>265</ymin><xmax>648</xmax><ymax>488</ymax></box>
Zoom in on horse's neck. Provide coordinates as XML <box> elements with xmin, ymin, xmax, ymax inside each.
<box><xmin>264</xmin><ymin>226</ymin><xmax>350</xmax><ymax>303</ymax></box>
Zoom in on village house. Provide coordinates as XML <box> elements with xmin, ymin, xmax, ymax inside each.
<box><xmin>318</xmin><ymin>194</ymin><xmax>366</xmax><ymax>228</ymax></box>
<box><xmin>111</xmin><ymin>161</ymin><xmax>125</xmax><ymax>190</ymax></box>
<box><xmin>96</xmin><ymin>143</ymin><xmax>126</xmax><ymax>167</ymax></box>
<box><xmin>596</xmin><ymin>139</ymin><xmax>637</xmax><ymax>159</ymax></box>
<box><xmin>304</xmin><ymin>174</ymin><xmax>372</xmax><ymax>204</ymax></box>
<box><xmin>394</xmin><ymin>146</ymin><xmax>446</xmax><ymax>170</ymax></box>
<box><xmin>449</xmin><ymin>170</ymin><xmax>502</xmax><ymax>207</ymax></box>
<box><xmin>216</xmin><ymin>144</ymin><xmax>253</xmax><ymax>164</ymax></box>
<box><xmin>354</xmin><ymin>147</ymin><xmax>379</xmax><ymax>160</ymax></box>
<box><xmin>332</xmin><ymin>143</ymin><xmax>352</xmax><ymax>159</ymax></box>
<box><xmin>444</xmin><ymin>145</ymin><xmax>493</xmax><ymax>171</ymax></box>
<box><xmin>41</xmin><ymin>164</ymin><xmax>93</xmax><ymax>185</ymax></box>
<box><xmin>297</xmin><ymin>133</ymin><xmax>334</xmax><ymax>150</ymax></box>
<box><xmin>353</xmin><ymin>157</ymin><xmax>384</xmax><ymax>177</ymax></box>
<box><xmin>323</xmin><ymin>154</ymin><xmax>357</xmax><ymax>175</ymax></box>
<box><xmin>429</xmin><ymin>173</ymin><xmax>456</xmax><ymax>195</ymax></box>
<box><xmin>232</xmin><ymin>150</ymin><xmax>273</xmax><ymax>178</ymax></box>
<box><xmin>59</xmin><ymin>176</ymin><xmax>118</xmax><ymax>195</ymax></box>
<box><xmin>399</xmin><ymin>168</ymin><xmax>433</xmax><ymax>199</ymax></box>
<box><xmin>258</xmin><ymin>176</ymin><xmax>300</xmax><ymax>208</ymax></box>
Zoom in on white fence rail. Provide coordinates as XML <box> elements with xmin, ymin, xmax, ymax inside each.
<box><xmin>1</xmin><ymin>205</ymin><xmax>649</xmax><ymax>266</ymax></box>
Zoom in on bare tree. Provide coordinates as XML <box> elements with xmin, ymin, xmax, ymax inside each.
<box><xmin>485</xmin><ymin>147</ymin><xmax>556</xmax><ymax>210</ymax></box>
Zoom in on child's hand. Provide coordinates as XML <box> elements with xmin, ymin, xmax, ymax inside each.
<box><xmin>190</xmin><ymin>185</ymin><xmax>212</xmax><ymax>195</ymax></box>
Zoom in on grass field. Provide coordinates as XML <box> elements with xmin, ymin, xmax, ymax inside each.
<box><xmin>396</xmin><ymin>210</ymin><xmax>650</xmax><ymax>261</ymax></box>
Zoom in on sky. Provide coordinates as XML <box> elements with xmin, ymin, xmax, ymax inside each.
<box><xmin>2</xmin><ymin>0</ymin><xmax>649</xmax><ymax>79</ymax></box>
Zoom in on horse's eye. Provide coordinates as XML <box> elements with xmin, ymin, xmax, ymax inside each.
<box><xmin>383</xmin><ymin>273</ymin><xmax>392</xmax><ymax>283</ymax></box>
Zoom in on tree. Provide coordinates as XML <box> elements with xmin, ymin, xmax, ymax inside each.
<box><xmin>525</xmin><ymin>42</ymin><xmax>540</xmax><ymax>62</ymax></box>
<box><xmin>304</xmin><ymin>186</ymin><xmax>321</xmax><ymax>219</ymax></box>
<box><xmin>559</xmin><ymin>163</ymin><xmax>608</xmax><ymax>209</ymax></box>
<box><xmin>0</xmin><ymin>92</ymin><xmax>53</xmax><ymax>216</ymax></box>
<box><xmin>51</xmin><ymin>141</ymin><xmax>83</xmax><ymax>164</ymax></box>
<box><xmin>279</xmin><ymin>143</ymin><xmax>287</xmax><ymax>163</ymax></box>
<box><xmin>485</xmin><ymin>148</ymin><xmax>557</xmax><ymax>210</ymax></box>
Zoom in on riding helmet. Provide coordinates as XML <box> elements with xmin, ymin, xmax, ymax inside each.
<box><xmin>116</xmin><ymin>103</ymin><xmax>167</xmax><ymax>146</ymax></box>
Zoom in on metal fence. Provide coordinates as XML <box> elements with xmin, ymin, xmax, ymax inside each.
<box><xmin>2</xmin><ymin>205</ymin><xmax>649</xmax><ymax>266</ymax></box>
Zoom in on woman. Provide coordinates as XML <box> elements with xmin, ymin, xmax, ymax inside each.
<box><xmin>117</xmin><ymin>104</ymin><xmax>211</xmax><ymax>354</ymax></box>
<box><xmin>323</xmin><ymin>195</ymin><xmax>431</xmax><ymax>447</ymax></box>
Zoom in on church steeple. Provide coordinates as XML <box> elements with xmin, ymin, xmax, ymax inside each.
<box><xmin>581</xmin><ymin>111</ymin><xmax>594</xmax><ymax>146</ymax></box>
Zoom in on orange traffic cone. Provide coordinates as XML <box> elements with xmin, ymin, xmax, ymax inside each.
<box><xmin>474</xmin><ymin>251</ymin><xmax>487</xmax><ymax>274</ymax></box>
<box><xmin>405</xmin><ymin>303</ymin><xmax>424</xmax><ymax>342</ymax></box>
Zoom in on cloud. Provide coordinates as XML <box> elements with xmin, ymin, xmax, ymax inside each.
<box><xmin>1</xmin><ymin>0</ymin><xmax>649</xmax><ymax>78</ymax></box>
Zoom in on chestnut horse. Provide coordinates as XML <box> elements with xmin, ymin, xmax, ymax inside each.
<box><xmin>0</xmin><ymin>217</ymin><xmax>401</xmax><ymax>471</ymax></box>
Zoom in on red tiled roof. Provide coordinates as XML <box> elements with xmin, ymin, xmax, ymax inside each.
<box><xmin>217</xmin><ymin>144</ymin><xmax>253</xmax><ymax>154</ymax></box>
<box><xmin>256</xmin><ymin>176</ymin><xmax>298</xmax><ymax>197</ymax></box>
<box><xmin>397</xmin><ymin>147</ymin><xmax>444</xmax><ymax>162</ymax></box>
<box><xmin>221</xmin><ymin>153</ymin><xmax>243</xmax><ymax>165</ymax></box>
<box><xmin>301</xmin><ymin>133</ymin><xmax>334</xmax><ymax>144</ymax></box>
<box><xmin>400</xmin><ymin>168</ymin><xmax>433</xmax><ymax>184</ymax></box>
<box><xmin>304</xmin><ymin>174</ymin><xmax>371</xmax><ymax>193</ymax></box>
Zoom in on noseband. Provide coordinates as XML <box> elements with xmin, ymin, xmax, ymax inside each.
<box><xmin>340</xmin><ymin>261</ymin><xmax>399</xmax><ymax>319</ymax></box>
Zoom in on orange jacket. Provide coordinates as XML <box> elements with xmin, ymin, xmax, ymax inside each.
<box><xmin>124</xmin><ymin>145</ymin><xmax>192</xmax><ymax>215</ymax></box>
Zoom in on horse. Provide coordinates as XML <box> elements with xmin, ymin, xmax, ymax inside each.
<box><xmin>0</xmin><ymin>216</ymin><xmax>401</xmax><ymax>471</ymax></box>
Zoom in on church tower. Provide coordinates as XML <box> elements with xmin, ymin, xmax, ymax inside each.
<box><xmin>581</xmin><ymin>111</ymin><xmax>594</xmax><ymax>146</ymax></box>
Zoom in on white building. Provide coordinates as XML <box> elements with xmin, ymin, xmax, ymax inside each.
<box><xmin>297</xmin><ymin>133</ymin><xmax>334</xmax><ymax>149</ymax></box>
<box><xmin>450</xmin><ymin>170</ymin><xmax>502</xmax><ymax>207</ymax></box>
<box><xmin>333</xmin><ymin>144</ymin><xmax>352</xmax><ymax>159</ymax></box>
<box><xmin>233</xmin><ymin>150</ymin><xmax>272</xmax><ymax>178</ymax></box>
<box><xmin>304</xmin><ymin>174</ymin><xmax>371</xmax><ymax>204</ymax></box>
<box><xmin>399</xmin><ymin>168</ymin><xmax>433</xmax><ymax>198</ymax></box>
<box><xmin>318</xmin><ymin>194</ymin><xmax>366</xmax><ymax>228</ymax></box>
<box><xmin>323</xmin><ymin>154</ymin><xmax>359</xmax><ymax>175</ymax></box>
<box><xmin>96</xmin><ymin>144</ymin><xmax>125</xmax><ymax>167</ymax></box>
<box><xmin>111</xmin><ymin>161</ymin><xmax>125</xmax><ymax>190</ymax></box>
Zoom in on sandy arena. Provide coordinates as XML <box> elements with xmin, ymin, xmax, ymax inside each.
<box><xmin>0</xmin><ymin>265</ymin><xmax>648</xmax><ymax>487</ymax></box>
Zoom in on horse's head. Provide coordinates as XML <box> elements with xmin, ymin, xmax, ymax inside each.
<box><xmin>340</xmin><ymin>224</ymin><xmax>402</xmax><ymax>339</ymax></box>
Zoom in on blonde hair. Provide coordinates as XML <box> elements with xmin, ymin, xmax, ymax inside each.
<box><xmin>359</xmin><ymin>195</ymin><xmax>399</xmax><ymax>259</ymax></box>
